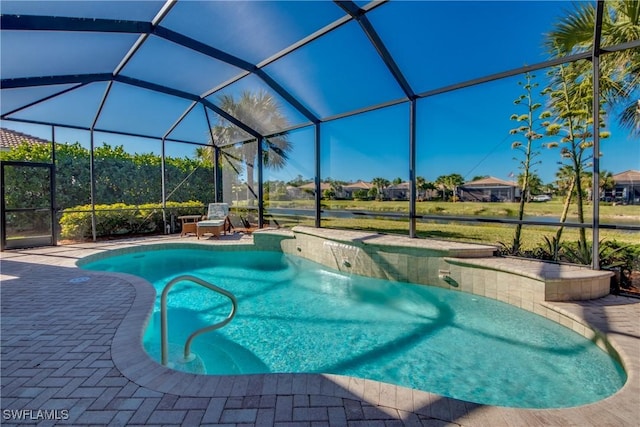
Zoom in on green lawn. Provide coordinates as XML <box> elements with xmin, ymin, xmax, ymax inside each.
<box><xmin>265</xmin><ymin>199</ymin><xmax>640</xmax><ymax>222</ymax></box>
<box><xmin>263</xmin><ymin>199</ymin><xmax>640</xmax><ymax>250</ymax></box>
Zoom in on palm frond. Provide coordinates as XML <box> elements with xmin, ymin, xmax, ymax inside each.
<box><xmin>546</xmin><ymin>3</ymin><xmax>594</xmax><ymax>53</ymax></box>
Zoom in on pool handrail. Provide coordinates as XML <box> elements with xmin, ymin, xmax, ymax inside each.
<box><xmin>160</xmin><ymin>274</ymin><xmax>237</xmax><ymax>366</ymax></box>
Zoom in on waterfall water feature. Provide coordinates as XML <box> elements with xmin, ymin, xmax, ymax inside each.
<box><xmin>323</xmin><ymin>241</ymin><xmax>361</xmax><ymax>273</ymax></box>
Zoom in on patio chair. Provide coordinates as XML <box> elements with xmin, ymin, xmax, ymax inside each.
<box><xmin>197</xmin><ymin>203</ymin><xmax>233</xmax><ymax>239</ymax></box>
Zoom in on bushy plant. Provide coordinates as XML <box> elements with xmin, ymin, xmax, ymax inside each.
<box><xmin>353</xmin><ymin>189</ymin><xmax>369</xmax><ymax>200</ymax></box>
<box><xmin>561</xmin><ymin>240</ymin><xmax>639</xmax><ymax>289</ymax></box>
<box><xmin>499</xmin><ymin>237</ymin><xmax>638</xmax><ymax>290</ymax></box>
<box><xmin>59</xmin><ymin>201</ymin><xmax>204</xmax><ymax>240</ymax></box>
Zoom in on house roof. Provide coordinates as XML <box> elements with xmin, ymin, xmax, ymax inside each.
<box><xmin>612</xmin><ymin>170</ymin><xmax>640</xmax><ymax>184</ymax></box>
<box><xmin>387</xmin><ymin>181</ymin><xmax>410</xmax><ymax>190</ymax></box>
<box><xmin>297</xmin><ymin>182</ymin><xmax>331</xmax><ymax>191</ymax></box>
<box><xmin>343</xmin><ymin>181</ymin><xmax>373</xmax><ymax>190</ymax></box>
<box><xmin>0</xmin><ymin>127</ymin><xmax>49</xmax><ymax>150</ymax></box>
<box><xmin>462</xmin><ymin>176</ymin><xmax>517</xmax><ymax>187</ymax></box>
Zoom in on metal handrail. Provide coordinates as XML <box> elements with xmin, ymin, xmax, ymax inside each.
<box><xmin>160</xmin><ymin>274</ymin><xmax>237</xmax><ymax>366</ymax></box>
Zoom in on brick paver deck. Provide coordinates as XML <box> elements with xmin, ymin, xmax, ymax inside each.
<box><xmin>1</xmin><ymin>235</ymin><xmax>639</xmax><ymax>426</ymax></box>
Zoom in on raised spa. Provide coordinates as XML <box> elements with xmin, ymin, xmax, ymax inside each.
<box><xmin>81</xmin><ymin>248</ymin><xmax>625</xmax><ymax>409</ymax></box>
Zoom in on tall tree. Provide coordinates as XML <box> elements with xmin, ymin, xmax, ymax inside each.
<box><xmin>583</xmin><ymin>169</ymin><xmax>616</xmax><ymax>201</ymax></box>
<box><xmin>435</xmin><ymin>173</ymin><xmax>464</xmax><ymax>201</ymax></box>
<box><xmin>371</xmin><ymin>177</ymin><xmax>390</xmax><ymax>201</ymax></box>
<box><xmin>543</xmin><ymin>59</ymin><xmax>609</xmax><ymax>252</ymax></box>
<box><xmin>508</xmin><ymin>72</ymin><xmax>549</xmax><ymax>253</ymax></box>
<box><xmin>548</xmin><ymin>0</ymin><xmax>640</xmax><ymax>136</ymax></box>
<box><xmin>517</xmin><ymin>172</ymin><xmax>544</xmax><ymax>198</ymax></box>
<box><xmin>416</xmin><ymin>176</ymin><xmax>436</xmax><ymax>200</ymax></box>
<box><xmin>209</xmin><ymin>90</ymin><xmax>292</xmax><ymax>206</ymax></box>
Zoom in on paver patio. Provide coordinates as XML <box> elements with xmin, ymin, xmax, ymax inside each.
<box><xmin>1</xmin><ymin>234</ymin><xmax>639</xmax><ymax>426</ymax></box>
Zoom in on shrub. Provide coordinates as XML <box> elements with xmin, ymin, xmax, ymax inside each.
<box><xmin>353</xmin><ymin>189</ymin><xmax>369</xmax><ymax>200</ymax></box>
<box><xmin>561</xmin><ymin>240</ymin><xmax>640</xmax><ymax>289</ymax></box>
<box><xmin>59</xmin><ymin>201</ymin><xmax>204</xmax><ymax>240</ymax></box>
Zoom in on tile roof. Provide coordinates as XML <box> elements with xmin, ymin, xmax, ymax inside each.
<box><xmin>612</xmin><ymin>170</ymin><xmax>640</xmax><ymax>183</ymax></box>
<box><xmin>343</xmin><ymin>180</ymin><xmax>373</xmax><ymax>190</ymax></box>
<box><xmin>463</xmin><ymin>176</ymin><xmax>517</xmax><ymax>187</ymax></box>
<box><xmin>0</xmin><ymin>127</ymin><xmax>50</xmax><ymax>149</ymax></box>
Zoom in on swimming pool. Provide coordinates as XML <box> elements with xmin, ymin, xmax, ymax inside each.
<box><xmin>81</xmin><ymin>248</ymin><xmax>626</xmax><ymax>408</ymax></box>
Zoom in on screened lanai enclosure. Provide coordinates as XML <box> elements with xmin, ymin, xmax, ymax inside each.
<box><xmin>1</xmin><ymin>1</ymin><xmax>639</xmax><ymax>272</ymax></box>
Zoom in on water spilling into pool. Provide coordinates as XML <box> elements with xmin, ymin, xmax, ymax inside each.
<box><xmin>82</xmin><ymin>248</ymin><xmax>626</xmax><ymax>408</ymax></box>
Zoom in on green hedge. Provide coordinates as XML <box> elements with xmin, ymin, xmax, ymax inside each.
<box><xmin>59</xmin><ymin>201</ymin><xmax>204</xmax><ymax>239</ymax></box>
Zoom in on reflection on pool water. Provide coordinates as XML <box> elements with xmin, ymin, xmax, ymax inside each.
<box><xmin>82</xmin><ymin>248</ymin><xmax>626</xmax><ymax>408</ymax></box>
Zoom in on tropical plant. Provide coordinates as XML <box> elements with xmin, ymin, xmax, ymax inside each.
<box><xmin>508</xmin><ymin>72</ymin><xmax>549</xmax><ymax>254</ymax></box>
<box><xmin>208</xmin><ymin>90</ymin><xmax>292</xmax><ymax>206</ymax></box>
<box><xmin>517</xmin><ymin>172</ymin><xmax>544</xmax><ymax>198</ymax></box>
<box><xmin>543</xmin><ymin>58</ymin><xmax>610</xmax><ymax>252</ymax></box>
<box><xmin>561</xmin><ymin>239</ymin><xmax>639</xmax><ymax>289</ymax></box>
<box><xmin>435</xmin><ymin>173</ymin><xmax>464</xmax><ymax>201</ymax></box>
<box><xmin>323</xmin><ymin>188</ymin><xmax>336</xmax><ymax>200</ymax></box>
<box><xmin>416</xmin><ymin>176</ymin><xmax>436</xmax><ymax>200</ymax></box>
<box><xmin>367</xmin><ymin>186</ymin><xmax>378</xmax><ymax>200</ymax></box>
<box><xmin>537</xmin><ymin>235</ymin><xmax>562</xmax><ymax>261</ymax></box>
<box><xmin>581</xmin><ymin>169</ymin><xmax>616</xmax><ymax>201</ymax></box>
<box><xmin>329</xmin><ymin>179</ymin><xmax>343</xmax><ymax>198</ymax></box>
<box><xmin>353</xmin><ymin>189</ymin><xmax>369</xmax><ymax>200</ymax></box>
<box><xmin>371</xmin><ymin>177</ymin><xmax>390</xmax><ymax>201</ymax></box>
<box><xmin>547</xmin><ymin>0</ymin><xmax>640</xmax><ymax>136</ymax></box>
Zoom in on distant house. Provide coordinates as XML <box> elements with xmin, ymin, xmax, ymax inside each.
<box><xmin>342</xmin><ymin>180</ymin><xmax>373</xmax><ymax>199</ymax></box>
<box><xmin>605</xmin><ymin>170</ymin><xmax>640</xmax><ymax>205</ymax></box>
<box><xmin>285</xmin><ymin>185</ymin><xmax>311</xmax><ymax>200</ymax></box>
<box><xmin>386</xmin><ymin>181</ymin><xmax>410</xmax><ymax>200</ymax></box>
<box><xmin>295</xmin><ymin>181</ymin><xmax>334</xmax><ymax>197</ymax></box>
<box><xmin>458</xmin><ymin>176</ymin><xmax>520</xmax><ymax>202</ymax></box>
<box><xmin>0</xmin><ymin>127</ymin><xmax>50</xmax><ymax>152</ymax></box>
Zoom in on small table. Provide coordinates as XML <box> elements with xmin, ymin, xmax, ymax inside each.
<box><xmin>178</xmin><ymin>215</ymin><xmax>202</xmax><ymax>237</ymax></box>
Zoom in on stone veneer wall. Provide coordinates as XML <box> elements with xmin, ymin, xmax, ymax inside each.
<box><xmin>253</xmin><ymin>226</ymin><xmax>612</xmax><ymax>310</ymax></box>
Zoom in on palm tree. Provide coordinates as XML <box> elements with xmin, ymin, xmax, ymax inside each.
<box><xmin>583</xmin><ymin>169</ymin><xmax>616</xmax><ymax>201</ymax></box>
<box><xmin>416</xmin><ymin>176</ymin><xmax>436</xmax><ymax>201</ymax></box>
<box><xmin>517</xmin><ymin>172</ymin><xmax>544</xmax><ymax>200</ymax></box>
<box><xmin>208</xmin><ymin>90</ymin><xmax>292</xmax><ymax>205</ymax></box>
<box><xmin>435</xmin><ymin>174</ymin><xmax>464</xmax><ymax>201</ymax></box>
<box><xmin>599</xmin><ymin>170</ymin><xmax>616</xmax><ymax>197</ymax></box>
<box><xmin>371</xmin><ymin>177</ymin><xmax>390</xmax><ymax>201</ymax></box>
<box><xmin>548</xmin><ymin>1</ymin><xmax>640</xmax><ymax>136</ymax></box>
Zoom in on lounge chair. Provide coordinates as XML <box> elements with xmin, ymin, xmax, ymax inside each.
<box><xmin>197</xmin><ymin>203</ymin><xmax>233</xmax><ymax>239</ymax></box>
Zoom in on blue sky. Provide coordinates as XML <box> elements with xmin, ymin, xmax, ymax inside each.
<box><xmin>2</xmin><ymin>1</ymin><xmax>638</xmax><ymax>186</ymax></box>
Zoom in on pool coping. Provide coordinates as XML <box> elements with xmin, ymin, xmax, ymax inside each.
<box><xmin>1</xmin><ymin>234</ymin><xmax>639</xmax><ymax>425</ymax></box>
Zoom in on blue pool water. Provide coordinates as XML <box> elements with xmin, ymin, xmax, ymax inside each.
<box><xmin>82</xmin><ymin>248</ymin><xmax>626</xmax><ymax>408</ymax></box>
